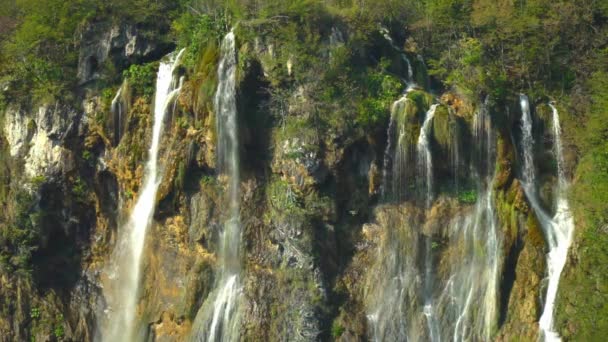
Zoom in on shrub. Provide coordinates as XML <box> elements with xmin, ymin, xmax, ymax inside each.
<box><xmin>122</xmin><ymin>63</ymin><xmax>158</xmax><ymax>99</ymax></box>
<box><xmin>331</xmin><ymin>321</ymin><xmax>345</xmax><ymax>338</ymax></box>
<box><xmin>458</xmin><ymin>189</ymin><xmax>477</xmax><ymax>204</ymax></box>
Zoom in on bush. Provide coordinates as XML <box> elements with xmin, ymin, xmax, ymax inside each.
<box><xmin>331</xmin><ymin>321</ymin><xmax>345</xmax><ymax>338</ymax></box>
<box><xmin>122</xmin><ymin>63</ymin><xmax>158</xmax><ymax>99</ymax></box>
<box><xmin>458</xmin><ymin>189</ymin><xmax>477</xmax><ymax>204</ymax></box>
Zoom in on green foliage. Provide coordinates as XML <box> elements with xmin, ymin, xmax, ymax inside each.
<box><xmin>0</xmin><ymin>188</ymin><xmax>40</xmax><ymax>275</ymax></box>
<box><xmin>82</xmin><ymin>150</ymin><xmax>94</xmax><ymax>167</ymax></box>
<box><xmin>30</xmin><ymin>175</ymin><xmax>47</xmax><ymax>188</ymax></box>
<box><xmin>267</xmin><ymin>178</ymin><xmax>299</xmax><ymax>213</ymax></box>
<box><xmin>53</xmin><ymin>323</ymin><xmax>64</xmax><ymax>339</ymax></box>
<box><xmin>122</xmin><ymin>63</ymin><xmax>158</xmax><ymax>99</ymax></box>
<box><xmin>71</xmin><ymin>177</ymin><xmax>88</xmax><ymax>204</ymax></box>
<box><xmin>30</xmin><ymin>307</ymin><xmax>41</xmax><ymax>320</ymax></box>
<box><xmin>1</xmin><ymin>0</ymin><xmax>185</xmax><ymax>104</ymax></box>
<box><xmin>173</xmin><ymin>13</ymin><xmax>226</xmax><ymax>69</ymax></box>
<box><xmin>331</xmin><ymin>321</ymin><xmax>345</xmax><ymax>338</ymax></box>
<box><xmin>458</xmin><ymin>189</ymin><xmax>477</xmax><ymax>204</ymax></box>
<box><xmin>356</xmin><ymin>71</ymin><xmax>402</xmax><ymax>128</ymax></box>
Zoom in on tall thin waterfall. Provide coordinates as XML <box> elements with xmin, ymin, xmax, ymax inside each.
<box><xmin>101</xmin><ymin>49</ymin><xmax>185</xmax><ymax>342</ymax></box>
<box><xmin>418</xmin><ymin>104</ymin><xmax>439</xmax><ymax>208</ymax></box>
<box><xmin>110</xmin><ymin>84</ymin><xmax>124</xmax><ymax>145</ymax></box>
<box><xmin>518</xmin><ymin>97</ymin><xmax>575</xmax><ymax>341</ymax></box>
<box><xmin>538</xmin><ymin>104</ymin><xmax>575</xmax><ymax>341</ymax></box>
<box><xmin>519</xmin><ymin>94</ymin><xmax>536</xmax><ymax>189</ymax></box>
<box><xmin>192</xmin><ymin>30</ymin><xmax>243</xmax><ymax>342</ymax></box>
<box><xmin>417</xmin><ymin>104</ymin><xmax>439</xmax><ymax>341</ymax></box>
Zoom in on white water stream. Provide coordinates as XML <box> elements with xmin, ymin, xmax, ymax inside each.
<box><xmin>191</xmin><ymin>30</ymin><xmax>243</xmax><ymax>342</ymax></box>
<box><xmin>101</xmin><ymin>49</ymin><xmax>185</xmax><ymax>342</ymax></box>
<box><xmin>518</xmin><ymin>96</ymin><xmax>575</xmax><ymax>341</ymax></box>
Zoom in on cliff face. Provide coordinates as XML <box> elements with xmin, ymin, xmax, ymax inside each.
<box><xmin>0</xmin><ymin>10</ymin><xmax>598</xmax><ymax>342</ymax></box>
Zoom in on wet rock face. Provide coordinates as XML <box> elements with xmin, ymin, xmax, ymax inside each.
<box><xmin>77</xmin><ymin>22</ymin><xmax>170</xmax><ymax>84</ymax></box>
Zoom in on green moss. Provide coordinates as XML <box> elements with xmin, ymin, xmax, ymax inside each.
<box><xmin>526</xmin><ymin>212</ymin><xmax>545</xmax><ymax>247</ymax></box>
<box><xmin>494</xmin><ymin>135</ymin><xmax>515</xmax><ymax>190</ymax></box>
<box><xmin>432</xmin><ymin>105</ymin><xmax>450</xmax><ymax>149</ymax></box>
<box><xmin>458</xmin><ymin>189</ymin><xmax>477</xmax><ymax>204</ymax></box>
<box><xmin>406</xmin><ymin>90</ymin><xmax>433</xmax><ymax>118</ymax></box>
<box><xmin>331</xmin><ymin>321</ymin><xmax>345</xmax><ymax>338</ymax></box>
<box><xmin>122</xmin><ymin>62</ymin><xmax>158</xmax><ymax>99</ymax></box>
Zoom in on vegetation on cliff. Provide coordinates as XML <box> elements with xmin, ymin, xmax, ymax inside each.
<box><xmin>0</xmin><ymin>0</ymin><xmax>606</xmax><ymax>340</ymax></box>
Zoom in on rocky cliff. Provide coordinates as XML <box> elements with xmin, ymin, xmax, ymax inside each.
<box><xmin>0</xmin><ymin>2</ymin><xmax>605</xmax><ymax>341</ymax></box>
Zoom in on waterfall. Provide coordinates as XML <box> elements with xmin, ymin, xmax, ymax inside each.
<box><xmin>110</xmin><ymin>84</ymin><xmax>124</xmax><ymax>146</ymax></box>
<box><xmin>381</xmin><ymin>90</ymin><xmax>415</xmax><ymax>200</ymax></box>
<box><xmin>191</xmin><ymin>30</ymin><xmax>243</xmax><ymax>342</ymax></box>
<box><xmin>438</xmin><ymin>102</ymin><xmax>501</xmax><ymax>341</ymax></box>
<box><xmin>417</xmin><ymin>104</ymin><xmax>440</xmax><ymax>341</ymax></box>
<box><xmin>418</xmin><ymin>104</ymin><xmax>438</xmax><ymax>208</ymax></box>
<box><xmin>518</xmin><ymin>97</ymin><xmax>575</xmax><ymax>341</ymax></box>
<box><xmin>380</xmin><ymin>28</ymin><xmax>414</xmax><ymax>83</ymax></box>
<box><xmin>519</xmin><ymin>94</ymin><xmax>536</xmax><ymax>188</ymax></box>
<box><xmin>538</xmin><ymin>104</ymin><xmax>575</xmax><ymax>341</ymax></box>
<box><xmin>101</xmin><ymin>49</ymin><xmax>185</xmax><ymax>342</ymax></box>
<box><xmin>370</xmin><ymin>99</ymin><xmax>503</xmax><ymax>342</ymax></box>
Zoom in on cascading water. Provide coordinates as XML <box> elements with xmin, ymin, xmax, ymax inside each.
<box><xmin>191</xmin><ymin>30</ymin><xmax>243</xmax><ymax>342</ymax></box>
<box><xmin>110</xmin><ymin>84</ymin><xmax>124</xmax><ymax>145</ymax></box>
<box><xmin>435</xmin><ymin>101</ymin><xmax>501</xmax><ymax>341</ymax></box>
<box><xmin>381</xmin><ymin>88</ymin><xmax>416</xmax><ymax>200</ymax></box>
<box><xmin>369</xmin><ymin>99</ymin><xmax>502</xmax><ymax>342</ymax></box>
<box><xmin>417</xmin><ymin>104</ymin><xmax>439</xmax><ymax>208</ymax></box>
<box><xmin>518</xmin><ymin>96</ymin><xmax>575</xmax><ymax>341</ymax></box>
<box><xmin>519</xmin><ymin>94</ymin><xmax>537</xmax><ymax>189</ymax></box>
<box><xmin>538</xmin><ymin>104</ymin><xmax>575</xmax><ymax>341</ymax></box>
<box><xmin>417</xmin><ymin>104</ymin><xmax>440</xmax><ymax>341</ymax></box>
<box><xmin>380</xmin><ymin>28</ymin><xmax>414</xmax><ymax>83</ymax></box>
<box><xmin>101</xmin><ymin>49</ymin><xmax>185</xmax><ymax>342</ymax></box>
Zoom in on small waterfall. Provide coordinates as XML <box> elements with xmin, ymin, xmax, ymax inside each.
<box><xmin>519</xmin><ymin>94</ymin><xmax>536</xmax><ymax>188</ymax></box>
<box><xmin>380</xmin><ymin>28</ymin><xmax>414</xmax><ymax>83</ymax></box>
<box><xmin>417</xmin><ymin>104</ymin><xmax>439</xmax><ymax>208</ymax></box>
<box><xmin>110</xmin><ymin>85</ymin><xmax>124</xmax><ymax>146</ymax></box>
<box><xmin>381</xmin><ymin>92</ymin><xmax>413</xmax><ymax>200</ymax></box>
<box><xmin>101</xmin><ymin>49</ymin><xmax>185</xmax><ymax>342</ymax></box>
<box><xmin>192</xmin><ymin>30</ymin><xmax>243</xmax><ymax>342</ymax></box>
<box><xmin>538</xmin><ymin>104</ymin><xmax>575</xmax><ymax>341</ymax></box>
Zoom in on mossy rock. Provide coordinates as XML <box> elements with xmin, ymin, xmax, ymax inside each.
<box><xmin>494</xmin><ymin>134</ymin><xmax>516</xmax><ymax>190</ymax></box>
<box><xmin>391</xmin><ymin>96</ymin><xmax>422</xmax><ymax>152</ymax></box>
<box><xmin>526</xmin><ymin>212</ymin><xmax>545</xmax><ymax>248</ymax></box>
<box><xmin>432</xmin><ymin>105</ymin><xmax>450</xmax><ymax>150</ymax></box>
<box><xmin>406</xmin><ymin>89</ymin><xmax>434</xmax><ymax>119</ymax></box>
<box><xmin>411</xmin><ymin>55</ymin><xmax>429</xmax><ymax>89</ymax></box>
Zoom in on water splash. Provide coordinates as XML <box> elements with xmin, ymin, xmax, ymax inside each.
<box><xmin>191</xmin><ymin>30</ymin><xmax>243</xmax><ymax>342</ymax></box>
<box><xmin>101</xmin><ymin>49</ymin><xmax>185</xmax><ymax>342</ymax></box>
